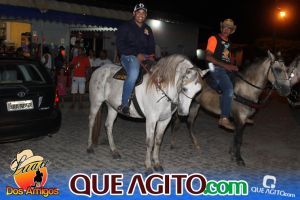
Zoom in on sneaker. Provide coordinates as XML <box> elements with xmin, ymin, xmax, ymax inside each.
<box><xmin>117</xmin><ymin>105</ymin><xmax>130</xmax><ymax>116</ymax></box>
<box><xmin>219</xmin><ymin>117</ymin><xmax>235</xmax><ymax>130</ymax></box>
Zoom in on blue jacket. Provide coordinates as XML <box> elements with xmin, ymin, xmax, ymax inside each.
<box><xmin>116</xmin><ymin>19</ymin><xmax>155</xmax><ymax>56</ymax></box>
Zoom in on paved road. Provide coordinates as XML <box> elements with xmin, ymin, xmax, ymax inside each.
<box><xmin>1</xmin><ymin>94</ymin><xmax>299</xmax><ymax>199</ymax></box>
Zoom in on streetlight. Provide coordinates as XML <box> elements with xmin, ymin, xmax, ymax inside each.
<box><xmin>273</xmin><ymin>7</ymin><xmax>287</xmax><ymax>52</ymax></box>
<box><xmin>279</xmin><ymin>11</ymin><xmax>286</xmax><ymax>18</ymax></box>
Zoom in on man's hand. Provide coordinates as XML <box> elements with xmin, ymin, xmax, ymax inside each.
<box><xmin>137</xmin><ymin>54</ymin><xmax>145</xmax><ymax>62</ymax></box>
<box><xmin>225</xmin><ymin>64</ymin><xmax>239</xmax><ymax>72</ymax></box>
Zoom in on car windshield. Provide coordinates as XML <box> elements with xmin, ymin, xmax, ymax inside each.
<box><xmin>0</xmin><ymin>63</ymin><xmax>46</xmax><ymax>84</ymax></box>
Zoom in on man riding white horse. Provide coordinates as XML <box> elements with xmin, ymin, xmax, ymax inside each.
<box><xmin>116</xmin><ymin>3</ymin><xmax>156</xmax><ymax>115</ymax></box>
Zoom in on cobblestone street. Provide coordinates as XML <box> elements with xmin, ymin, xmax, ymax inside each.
<box><xmin>1</xmin><ymin>94</ymin><xmax>299</xmax><ymax>199</ymax></box>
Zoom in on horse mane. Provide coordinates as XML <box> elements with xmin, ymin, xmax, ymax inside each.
<box><xmin>147</xmin><ymin>54</ymin><xmax>188</xmax><ymax>89</ymax></box>
<box><xmin>237</xmin><ymin>57</ymin><xmax>268</xmax><ymax>83</ymax></box>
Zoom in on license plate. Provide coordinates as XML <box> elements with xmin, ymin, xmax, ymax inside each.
<box><xmin>7</xmin><ymin>100</ymin><xmax>34</xmax><ymax>111</ymax></box>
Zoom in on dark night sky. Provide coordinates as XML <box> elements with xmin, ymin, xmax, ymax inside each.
<box><xmin>59</xmin><ymin>0</ymin><xmax>300</xmax><ymax>43</ymax></box>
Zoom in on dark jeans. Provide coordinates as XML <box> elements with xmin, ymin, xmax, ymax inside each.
<box><xmin>210</xmin><ymin>66</ymin><xmax>234</xmax><ymax>118</ymax></box>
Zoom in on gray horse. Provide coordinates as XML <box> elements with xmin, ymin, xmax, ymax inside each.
<box><xmin>171</xmin><ymin>50</ymin><xmax>291</xmax><ymax>166</ymax></box>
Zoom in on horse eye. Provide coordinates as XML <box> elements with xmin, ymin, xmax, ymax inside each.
<box><xmin>182</xmin><ymin>88</ymin><xmax>188</xmax><ymax>92</ymax></box>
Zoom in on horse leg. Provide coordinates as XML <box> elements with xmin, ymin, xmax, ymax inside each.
<box><xmin>153</xmin><ymin>118</ymin><xmax>171</xmax><ymax>172</ymax></box>
<box><xmin>105</xmin><ymin>106</ymin><xmax>120</xmax><ymax>159</ymax></box>
<box><xmin>170</xmin><ymin>113</ymin><xmax>181</xmax><ymax>149</ymax></box>
<box><xmin>87</xmin><ymin>102</ymin><xmax>103</xmax><ymax>153</ymax></box>
<box><xmin>231</xmin><ymin>115</ymin><xmax>246</xmax><ymax>166</ymax></box>
<box><xmin>186</xmin><ymin>102</ymin><xmax>201</xmax><ymax>150</ymax></box>
<box><xmin>145</xmin><ymin>119</ymin><xmax>157</xmax><ymax>175</ymax></box>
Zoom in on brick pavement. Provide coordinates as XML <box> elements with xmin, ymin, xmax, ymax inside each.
<box><xmin>0</xmin><ymin>94</ymin><xmax>299</xmax><ymax>198</ymax></box>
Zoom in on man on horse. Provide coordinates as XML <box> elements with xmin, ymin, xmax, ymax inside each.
<box><xmin>116</xmin><ymin>3</ymin><xmax>156</xmax><ymax>115</ymax></box>
<box><xmin>205</xmin><ymin>19</ymin><xmax>239</xmax><ymax>130</ymax></box>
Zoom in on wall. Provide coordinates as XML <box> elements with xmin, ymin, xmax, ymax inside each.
<box><xmin>103</xmin><ymin>20</ymin><xmax>199</xmax><ymax>61</ymax></box>
<box><xmin>147</xmin><ymin>19</ymin><xmax>198</xmax><ymax>58</ymax></box>
<box><xmin>103</xmin><ymin>31</ymin><xmax>117</xmax><ymax>62</ymax></box>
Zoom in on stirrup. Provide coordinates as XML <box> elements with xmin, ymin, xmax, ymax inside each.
<box><xmin>117</xmin><ymin>105</ymin><xmax>130</xmax><ymax>115</ymax></box>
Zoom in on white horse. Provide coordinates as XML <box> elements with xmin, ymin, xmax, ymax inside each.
<box><xmin>87</xmin><ymin>54</ymin><xmax>209</xmax><ymax>174</ymax></box>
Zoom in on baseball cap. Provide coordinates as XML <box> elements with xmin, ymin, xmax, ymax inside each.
<box><xmin>133</xmin><ymin>3</ymin><xmax>147</xmax><ymax>13</ymax></box>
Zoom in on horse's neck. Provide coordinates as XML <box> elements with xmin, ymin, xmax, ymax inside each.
<box><xmin>235</xmin><ymin>59</ymin><xmax>270</xmax><ymax>102</ymax></box>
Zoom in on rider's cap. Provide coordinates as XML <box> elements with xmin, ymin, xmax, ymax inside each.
<box><xmin>133</xmin><ymin>3</ymin><xmax>147</xmax><ymax>13</ymax></box>
<box><xmin>220</xmin><ymin>18</ymin><xmax>237</xmax><ymax>34</ymax></box>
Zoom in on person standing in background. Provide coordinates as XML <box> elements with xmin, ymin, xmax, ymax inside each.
<box><xmin>69</xmin><ymin>47</ymin><xmax>90</xmax><ymax>109</ymax></box>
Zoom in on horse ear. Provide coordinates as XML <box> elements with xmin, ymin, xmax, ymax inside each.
<box><xmin>267</xmin><ymin>50</ymin><xmax>275</xmax><ymax>62</ymax></box>
<box><xmin>193</xmin><ymin>68</ymin><xmax>210</xmax><ymax>77</ymax></box>
<box><xmin>199</xmin><ymin>69</ymin><xmax>210</xmax><ymax>77</ymax></box>
<box><xmin>178</xmin><ymin>59</ymin><xmax>193</xmax><ymax>75</ymax></box>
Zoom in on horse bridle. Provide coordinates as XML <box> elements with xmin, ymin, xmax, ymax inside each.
<box><xmin>234</xmin><ymin>58</ymin><xmax>288</xmax><ymax>108</ymax></box>
<box><xmin>235</xmin><ymin>58</ymin><xmax>287</xmax><ymax>91</ymax></box>
<box><xmin>156</xmin><ymin>68</ymin><xmax>196</xmax><ymax>105</ymax></box>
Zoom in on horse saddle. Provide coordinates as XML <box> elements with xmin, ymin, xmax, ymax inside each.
<box><xmin>113</xmin><ymin>60</ymin><xmax>155</xmax><ymax>86</ymax></box>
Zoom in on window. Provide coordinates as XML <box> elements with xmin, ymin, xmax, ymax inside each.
<box><xmin>0</xmin><ymin>63</ymin><xmax>46</xmax><ymax>84</ymax></box>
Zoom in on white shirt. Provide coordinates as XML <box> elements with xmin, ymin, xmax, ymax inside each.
<box><xmin>89</xmin><ymin>57</ymin><xmax>97</xmax><ymax>67</ymax></box>
<box><xmin>41</xmin><ymin>53</ymin><xmax>52</xmax><ymax>70</ymax></box>
<box><xmin>94</xmin><ymin>58</ymin><xmax>112</xmax><ymax>67</ymax></box>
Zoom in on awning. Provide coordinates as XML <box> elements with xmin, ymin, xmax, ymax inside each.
<box><xmin>0</xmin><ymin>4</ymin><xmax>124</xmax><ymax>28</ymax></box>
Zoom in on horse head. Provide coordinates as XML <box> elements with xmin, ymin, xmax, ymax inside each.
<box><xmin>266</xmin><ymin>50</ymin><xmax>291</xmax><ymax>96</ymax></box>
<box><xmin>177</xmin><ymin>66</ymin><xmax>209</xmax><ymax>116</ymax></box>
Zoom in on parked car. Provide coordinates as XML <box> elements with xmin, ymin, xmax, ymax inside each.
<box><xmin>0</xmin><ymin>56</ymin><xmax>61</xmax><ymax>143</ymax></box>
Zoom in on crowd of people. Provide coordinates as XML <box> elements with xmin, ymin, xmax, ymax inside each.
<box><xmin>15</xmin><ymin>43</ymin><xmax>113</xmax><ymax>109</ymax></box>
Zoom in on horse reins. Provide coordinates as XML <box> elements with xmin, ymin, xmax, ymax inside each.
<box><xmin>233</xmin><ymin>61</ymin><xmax>276</xmax><ymax>109</ymax></box>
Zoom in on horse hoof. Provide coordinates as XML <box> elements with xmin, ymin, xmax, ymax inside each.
<box><xmin>144</xmin><ymin>168</ymin><xmax>153</xmax><ymax>177</ymax></box>
<box><xmin>153</xmin><ymin>165</ymin><xmax>164</xmax><ymax>172</ymax></box>
<box><xmin>112</xmin><ymin>151</ymin><xmax>121</xmax><ymax>159</ymax></box>
<box><xmin>87</xmin><ymin>148</ymin><xmax>94</xmax><ymax>154</ymax></box>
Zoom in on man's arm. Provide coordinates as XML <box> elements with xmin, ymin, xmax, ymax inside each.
<box><xmin>116</xmin><ymin>24</ymin><xmax>136</xmax><ymax>56</ymax></box>
<box><xmin>206</xmin><ymin>51</ymin><xmax>238</xmax><ymax>71</ymax></box>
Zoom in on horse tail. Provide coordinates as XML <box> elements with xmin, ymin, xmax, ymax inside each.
<box><xmin>91</xmin><ymin>104</ymin><xmax>103</xmax><ymax>146</ymax></box>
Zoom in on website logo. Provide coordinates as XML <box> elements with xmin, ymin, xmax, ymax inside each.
<box><xmin>262</xmin><ymin>175</ymin><xmax>276</xmax><ymax>189</ymax></box>
<box><xmin>251</xmin><ymin>175</ymin><xmax>296</xmax><ymax>198</ymax></box>
<box><xmin>6</xmin><ymin>149</ymin><xmax>59</xmax><ymax>197</ymax></box>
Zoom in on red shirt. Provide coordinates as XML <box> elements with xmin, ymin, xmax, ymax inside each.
<box><xmin>71</xmin><ymin>56</ymin><xmax>90</xmax><ymax>77</ymax></box>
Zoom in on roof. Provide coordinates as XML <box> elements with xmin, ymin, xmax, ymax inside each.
<box><xmin>0</xmin><ymin>0</ymin><xmax>132</xmax><ymax>28</ymax></box>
